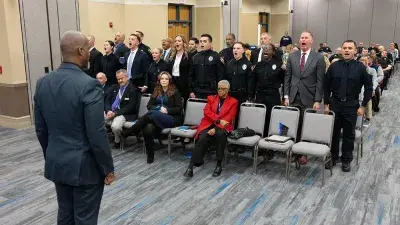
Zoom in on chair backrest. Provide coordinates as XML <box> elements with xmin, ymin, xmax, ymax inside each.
<box><xmin>301</xmin><ymin>109</ymin><xmax>335</xmax><ymax>146</ymax></box>
<box><xmin>183</xmin><ymin>98</ymin><xmax>207</xmax><ymax>125</ymax></box>
<box><xmin>138</xmin><ymin>93</ymin><xmax>151</xmax><ymax>117</ymax></box>
<box><xmin>237</xmin><ymin>103</ymin><xmax>267</xmax><ymax>136</ymax></box>
<box><xmin>268</xmin><ymin>106</ymin><xmax>300</xmax><ymax>141</ymax></box>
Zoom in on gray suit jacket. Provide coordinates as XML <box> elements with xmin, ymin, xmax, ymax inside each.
<box><xmin>284</xmin><ymin>51</ymin><xmax>326</xmax><ymax>107</ymax></box>
<box><xmin>34</xmin><ymin>63</ymin><xmax>114</xmax><ymax>186</ymax></box>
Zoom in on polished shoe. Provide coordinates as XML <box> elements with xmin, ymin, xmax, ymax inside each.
<box><xmin>342</xmin><ymin>162</ymin><xmax>351</xmax><ymax>172</ymax></box>
<box><xmin>113</xmin><ymin>142</ymin><xmax>120</xmax><ymax>149</ymax></box>
<box><xmin>212</xmin><ymin>165</ymin><xmax>222</xmax><ymax>177</ymax></box>
<box><xmin>184</xmin><ymin>167</ymin><xmax>193</xmax><ymax>177</ymax></box>
<box><xmin>147</xmin><ymin>157</ymin><xmax>154</xmax><ymax>164</ymax></box>
<box><xmin>325</xmin><ymin>160</ymin><xmax>336</xmax><ymax>169</ymax></box>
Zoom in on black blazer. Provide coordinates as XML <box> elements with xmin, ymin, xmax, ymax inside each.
<box><xmin>88</xmin><ymin>47</ymin><xmax>103</xmax><ymax>78</ymax></box>
<box><xmin>168</xmin><ymin>53</ymin><xmax>191</xmax><ymax>98</ymax></box>
<box><xmin>123</xmin><ymin>50</ymin><xmax>150</xmax><ymax>87</ymax></box>
<box><xmin>105</xmin><ymin>83</ymin><xmax>140</xmax><ymax>121</ymax></box>
<box><xmin>101</xmin><ymin>53</ymin><xmax>122</xmax><ymax>85</ymax></box>
<box><xmin>34</xmin><ymin>63</ymin><xmax>114</xmax><ymax>186</ymax></box>
<box><xmin>147</xmin><ymin>91</ymin><xmax>183</xmax><ymax>126</ymax></box>
<box><xmin>250</xmin><ymin>47</ymin><xmax>283</xmax><ymax>65</ymax></box>
<box><xmin>114</xmin><ymin>43</ymin><xmax>130</xmax><ymax>59</ymax></box>
<box><xmin>147</xmin><ymin>59</ymin><xmax>168</xmax><ymax>93</ymax></box>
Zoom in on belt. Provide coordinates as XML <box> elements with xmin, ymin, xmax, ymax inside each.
<box><xmin>332</xmin><ymin>94</ymin><xmax>358</xmax><ymax>102</ymax></box>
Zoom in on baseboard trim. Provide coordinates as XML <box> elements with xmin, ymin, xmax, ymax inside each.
<box><xmin>0</xmin><ymin>115</ymin><xmax>32</xmax><ymax>129</ymax></box>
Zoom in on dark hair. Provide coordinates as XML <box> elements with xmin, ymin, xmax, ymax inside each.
<box><xmin>130</xmin><ymin>34</ymin><xmax>141</xmax><ymax>43</ymax></box>
<box><xmin>234</xmin><ymin>42</ymin><xmax>245</xmax><ymax>48</ymax></box>
<box><xmin>105</xmin><ymin>40</ymin><xmax>115</xmax><ymax>50</ymax></box>
<box><xmin>263</xmin><ymin>43</ymin><xmax>276</xmax><ymax>52</ymax></box>
<box><xmin>243</xmin><ymin>43</ymin><xmax>250</xmax><ymax>49</ymax></box>
<box><xmin>152</xmin><ymin>72</ymin><xmax>178</xmax><ymax>97</ymax></box>
<box><xmin>189</xmin><ymin>37</ymin><xmax>199</xmax><ymax>44</ymax></box>
<box><xmin>342</xmin><ymin>40</ymin><xmax>357</xmax><ymax>48</ymax></box>
<box><xmin>227</xmin><ymin>33</ymin><xmax>236</xmax><ymax>40</ymax></box>
<box><xmin>201</xmin><ymin>34</ymin><xmax>213</xmax><ymax>42</ymax></box>
<box><xmin>395</xmin><ymin>43</ymin><xmax>399</xmax><ymax>50</ymax></box>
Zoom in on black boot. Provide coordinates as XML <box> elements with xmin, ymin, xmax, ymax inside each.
<box><xmin>342</xmin><ymin>161</ymin><xmax>351</xmax><ymax>172</ymax></box>
<box><xmin>212</xmin><ymin>161</ymin><xmax>222</xmax><ymax>177</ymax></box>
<box><xmin>184</xmin><ymin>161</ymin><xmax>194</xmax><ymax>177</ymax></box>
<box><xmin>121</xmin><ymin>115</ymin><xmax>151</xmax><ymax>138</ymax></box>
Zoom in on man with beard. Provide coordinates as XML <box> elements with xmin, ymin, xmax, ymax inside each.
<box><xmin>219</xmin><ymin>33</ymin><xmax>236</xmax><ymax>64</ymax></box>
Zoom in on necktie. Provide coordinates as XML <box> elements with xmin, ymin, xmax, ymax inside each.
<box><xmin>111</xmin><ymin>86</ymin><xmax>126</xmax><ymax>111</ymax></box>
<box><xmin>339</xmin><ymin>62</ymin><xmax>350</xmax><ymax>99</ymax></box>
<box><xmin>300</xmin><ymin>53</ymin><xmax>306</xmax><ymax>72</ymax></box>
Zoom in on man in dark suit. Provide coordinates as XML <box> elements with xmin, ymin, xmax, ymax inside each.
<box><xmin>84</xmin><ymin>35</ymin><xmax>103</xmax><ymax>78</ymax></box>
<box><xmin>250</xmin><ymin>32</ymin><xmax>283</xmax><ymax>66</ymax></box>
<box><xmin>284</xmin><ymin>30</ymin><xmax>326</xmax><ymax>165</ymax></box>
<box><xmin>135</xmin><ymin>31</ymin><xmax>152</xmax><ymax>62</ymax></box>
<box><xmin>114</xmin><ymin>32</ymin><xmax>130</xmax><ymax>62</ymax></box>
<box><xmin>34</xmin><ymin>31</ymin><xmax>115</xmax><ymax>225</ymax></box>
<box><xmin>105</xmin><ymin>69</ymin><xmax>140</xmax><ymax>148</ymax></box>
<box><xmin>96</xmin><ymin>72</ymin><xmax>109</xmax><ymax>93</ymax></box>
<box><xmin>124</xmin><ymin>34</ymin><xmax>150</xmax><ymax>92</ymax></box>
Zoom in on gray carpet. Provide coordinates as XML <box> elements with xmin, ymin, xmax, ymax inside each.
<box><xmin>0</xmin><ymin>72</ymin><xmax>399</xmax><ymax>225</ymax></box>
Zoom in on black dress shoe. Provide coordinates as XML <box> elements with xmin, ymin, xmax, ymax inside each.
<box><xmin>113</xmin><ymin>142</ymin><xmax>121</xmax><ymax>149</ymax></box>
<box><xmin>184</xmin><ymin>168</ymin><xmax>193</xmax><ymax>177</ymax></box>
<box><xmin>147</xmin><ymin>157</ymin><xmax>154</xmax><ymax>164</ymax></box>
<box><xmin>325</xmin><ymin>160</ymin><xmax>336</xmax><ymax>169</ymax></box>
<box><xmin>212</xmin><ymin>165</ymin><xmax>222</xmax><ymax>177</ymax></box>
<box><xmin>342</xmin><ymin>162</ymin><xmax>351</xmax><ymax>172</ymax></box>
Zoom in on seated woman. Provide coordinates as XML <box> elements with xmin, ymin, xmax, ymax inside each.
<box><xmin>121</xmin><ymin>72</ymin><xmax>182</xmax><ymax>163</ymax></box>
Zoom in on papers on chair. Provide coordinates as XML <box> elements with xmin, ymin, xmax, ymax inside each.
<box><xmin>266</xmin><ymin>135</ymin><xmax>291</xmax><ymax>143</ymax></box>
<box><xmin>178</xmin><ymin>126</ymin><xmax>190</xmax><ymax>132</ymax></box>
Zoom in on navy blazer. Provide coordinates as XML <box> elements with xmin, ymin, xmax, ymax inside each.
<box><xmin>123</xmin><ymin>49</ymin><xmax>150</xmax><ymax>87</ymax></box>
<box><xmin>34</xmin><ymin>63</ymin><xmax>114</xmax><ymax>186</ymax></box>
<box><xmin>105</xmin><ymin>83</ymin><xmax>140</xmax><ymax>121</ymax></box>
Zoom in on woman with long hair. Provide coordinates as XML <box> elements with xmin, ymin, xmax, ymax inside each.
<box><xmin>147</xmin><ymin>48</ymin><xmax>168</xmax><ymax>93</ymax></box>
<box><xmin>122</xmin><ymin>72</ymin><xmax>182</xmax><ymax>163</ymax></box>
<box><xmin>101</xmin><ymin>40</ymin><xmax>121</xmax><ymax>85</ymax></box>
<box><xmin>168</xmin><ymin>35</ymin><xmax>191</xmax><ymax>104</ymax></box>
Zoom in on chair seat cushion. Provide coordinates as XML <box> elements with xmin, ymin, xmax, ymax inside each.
<box><xmin>123</xmin><ymin>121</ymin><xmax>135</xmax><ymax>128</ymax></box>
<box><xmin>161</xmin><ymin>128</ymin><xmax>171</xmax><ymax>134</ymax></box>
<box><xmin>170</xmin><ymin>127</ymin><xmax>197</xmax><ymax>138</ymax></box>
<box><xmin>258</xmin><ymin>139</ymin><xmax>294</xmax><ymax>152</ymax></box>
<box><xmin>228</xmin><ymin>135</ymin><xmax>261</xmax><ymax>147</ymax></box>
<box><xmin>291</xmin><ymin>142</ymin><xmax>330</xmax><ymax>157</ymax></box>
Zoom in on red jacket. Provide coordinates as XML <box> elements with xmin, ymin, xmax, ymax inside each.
<box><xmin>195</xmin><ymin>95</ymin><xmax>238</xmax><ymax>139</ymax></box>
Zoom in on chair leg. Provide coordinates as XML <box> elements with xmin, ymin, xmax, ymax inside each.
<box><xmin>168</xmin><ymin>133</ymin><xmax>172</xmax><ymax>159</ymax></box>
<box><xmin>322</xmin><ymin>156</ymin><xmax>325</xmax><ymax>187</ymax></box>
<box><xmin>361</xmin><ymin>137</ymin><xmax>363</xmax><ymax>158</ymax></box>
<box><xmin>286</xmin><ymin>150</ymin><xmax>290</xmax><ymax>180</ymax></box>
<box><xmin>356</xmin><ymin>142</ymin><xmax>360</xmax><ymax>169</ymax></box>
<box><xmin>253</xmin><ymin>145</ymin><xmax>259</xmax><ymax>175</ymax></box>
<box><xmin>142</xmin><ymin>142</ymin><xmax>146</xmax><ymax>154</ymax></box>
<box><xmin>288</xmin><ymin>151</ymin><xmax>292</xmax><ymax>181</ymax></box>
<box><xmin>120</xmin><ymin>137</ymin><xmax>125</xmax><ymax>151</ymax></box>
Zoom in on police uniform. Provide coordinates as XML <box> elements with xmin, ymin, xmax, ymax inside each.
<box><xmin>219</xmin><ymin>47</ymin><xmax>234</xmax><ymax>64</ymax></box>
<box><xmin>147</xmin><ymin>59</ymin><xmax>168</xmax><ymax>93</ymax></box>
<box><xmin>189</xmin><ymin>49</ymin><xmax>225</xmax><ymax>99</ymax></box>
<box><xmin>324</xmin><ymin>59</ymin><xmax>373</xmax><ymax>168</ymax></box>
<box><xmin>249</xmin><ymin>58</ymin><xmax>283</xmax><ymax>135</ymax></box>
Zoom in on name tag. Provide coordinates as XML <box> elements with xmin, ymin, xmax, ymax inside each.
<box><xmin>124</xmin><ymin>98</ymin><xmax>129</xmax><ymax>100</ymax></box>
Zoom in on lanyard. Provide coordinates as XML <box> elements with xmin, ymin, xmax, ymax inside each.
<box><xmin>118</xmin><ymin>86</ymin><xmax>126</xmax><ymax>100</ymax></box>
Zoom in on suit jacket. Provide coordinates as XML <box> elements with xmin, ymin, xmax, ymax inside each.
<box><xmin>147</xmin><ymin>59</ymin><xmax>168</xmax><ymax>93</ymax></box>
<box><xmin>195</xmin><ymin>95</ymin><xmax>238</xmax><ymax>139</ymax></box>
<box><xmin>250</xmin><ymin>47</ymin><xmax>283</xmax><ymax>65</ymax></box>
<box><xmin>101</xmin><ymin>53</ymin><xmax>122</xmax><ymax>85</ymax></box>
<box><xmin>34</xmin><ymin>63</ymin><xmax>114</xmax><ymax>186</ymax></box>
<box><xmin>124</xmin><ymin>50</ymin><xmax>150</xmax><ymax>87</ymax></box>
<box><xmin>284</xmin><ymin>50</ymin><xmax>326</xmax><ymax>107</ymax></box>
<box><xmin>147</xmin><ymin>91</ymin><xmax>183</xmax><ymax>127</ymax></box>
<box><xmin>168</xmin><ymin>53</ymin><xmax>191</xmax><ymax>98</ymax></box>
<box><xmin>105</xmin><ymin>83</ymin><xmax>140</xmax><ymax>121</ymax></box>
<box><xmin>87</xmin><ymin>47</ymin><xmax>103</xmax><ymax>78</ymax></box>
<box><xmin>114</xmin><ymin>43</ymin><xmax>130</xmax><ymax>59</ymax></box>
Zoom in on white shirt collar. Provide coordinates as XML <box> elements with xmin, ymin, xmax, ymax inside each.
<box><xmin>301</xmin><ymin>49</ymin><xmax>311</xmax><ymax>55</ymax></box>
<box><xmin>89</xmin><ymin>47</ymin><xmax>94</xmax><ymax>52</ymax></box>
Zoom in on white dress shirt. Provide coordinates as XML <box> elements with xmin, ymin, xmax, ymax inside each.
<box><xmin>172</xmin><ymin>52</ymin><xmax>182</xmax><ymax>77</ymax></box>
<box><xmin>163</xmin><ymin>48</ymin><xmax>171</xmax><ymax>61</ymax></box>
<box><xmin>127</xmin><ymin>49</ymin><xmax>137</xmax><ymax>79</ymax></box>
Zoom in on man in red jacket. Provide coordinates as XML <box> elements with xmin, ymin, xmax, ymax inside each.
<box><xmin>184</xmin><ymin>80</ymin><xmax>238</xmax><ymax>177</ymax></box>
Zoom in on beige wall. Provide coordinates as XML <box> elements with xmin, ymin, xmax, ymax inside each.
<box><xmin>0</xmin><ymin>0</ymin><xmax>26</xmax><ymax>84</ymax></box>
<box><xmin>270</xmin><ymin>0</ymin><xmax>289</xmax><ymax>14</ymax></box>
<box><xmin>240</xmin><ymin>12</ymin><xmax>259</xmax><ymax>45</ymax></box>
<box><xmin>270</xmin><ymin>14</ymin><xmax>289</xmax><ymax>44</ymax></box>
<box><xmin>195</xmin><ymin>7</ymin><xmax>222</xmax><ymax>51</ymax></box>
<box><xmin>242</xmin><ymin>0</ymin><xmax>270</xmax><ymax>13</ymax></box>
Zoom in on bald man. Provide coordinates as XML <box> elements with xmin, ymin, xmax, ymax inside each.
<box><xmin>114</xmin><ymin>32</ymin><xmax>130</xmax><ymax>60</ymax></box>
<box><xmin>34</xmin><ymin>30</ymin><xmax>115</xmax><ymax>225</ymax></box>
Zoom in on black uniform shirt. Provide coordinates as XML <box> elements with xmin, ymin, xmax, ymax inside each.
<box><xmin>248</xmin><ymin>58</ymin><xmax>283</xmax><ymax>98</ymax></box>
<box><xmin>324</xmin><ymin>59</ymin><xmax>373</xmax><ymax>107</ymax></box>
<box><xmin>225</xmin><ymin>57</ymin><xmax>252</xmax><ymax>92</ymax></box>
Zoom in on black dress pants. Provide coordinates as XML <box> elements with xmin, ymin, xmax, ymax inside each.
<box><xmin>191</xmin><ymin>127</ymin><xmax>227</xmax><ymax>166</ymax></box>
<box><xmin>55</xmin><ymin>183</ymin><xmax>104</xmax><ymax>225</ymax></box>
<box><xmin>330</xmin><ymin>99</ymin><xmax>358</xmax><ymax>163</ymax></box>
